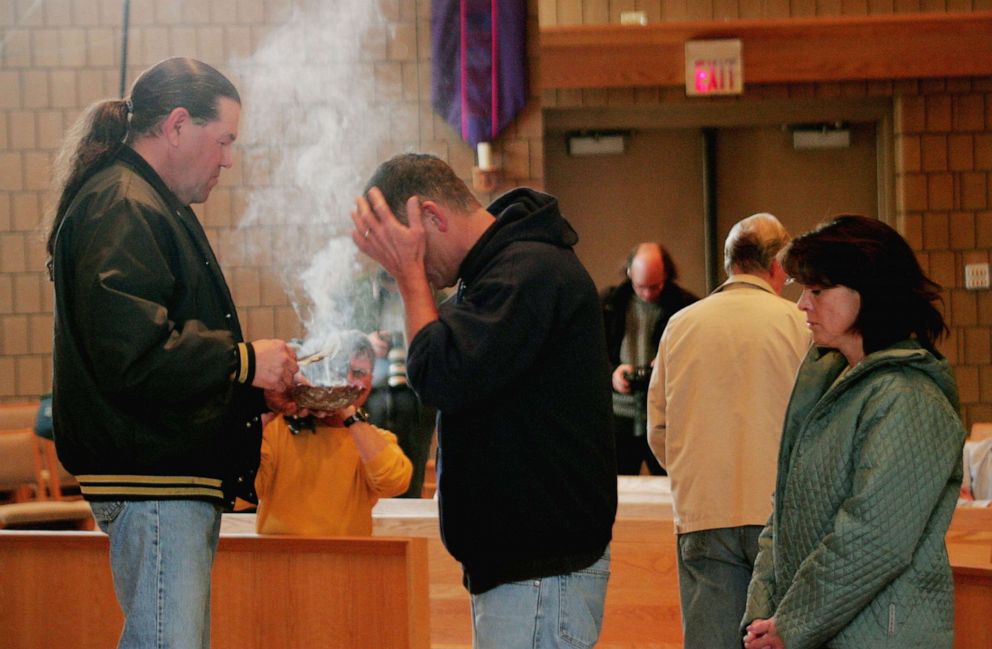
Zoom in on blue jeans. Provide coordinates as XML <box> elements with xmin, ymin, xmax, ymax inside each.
<box><xmin>676</xmin><ymin>526</ymin><xmax>763</xmax><ymax>649</ymax></box>
<box><xmin>470</xmin><ymin>547</ymin><xmax>611</xmax><ymax>649</ymax></box>
<box><xmin>91</xmin><ymin>500</ymin><xmax>223</xmax><ymax>649</ymax></box>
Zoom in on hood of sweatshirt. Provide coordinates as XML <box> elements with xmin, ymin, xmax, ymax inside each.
<box><xmin>457</xmin><ymin>188</ymin><xmax>578</xmax><ymax>285</ymax></box>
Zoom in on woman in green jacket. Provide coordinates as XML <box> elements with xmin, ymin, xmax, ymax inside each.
<box><xmin>742</xmin><ymin>215</ymin><xmax>966</xmax><ymax>649</ymax></box>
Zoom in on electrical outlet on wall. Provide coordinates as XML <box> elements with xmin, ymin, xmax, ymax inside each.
<box><xmin>965</xmin><ymin>263</ymin><xmax>990</xmax><ymax>290</ymax></box>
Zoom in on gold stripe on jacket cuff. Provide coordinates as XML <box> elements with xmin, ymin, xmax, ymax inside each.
<box><xmin>236</xmin><ymin>342</ymin><xmax>250</xmax><ymax>384</ymax></box>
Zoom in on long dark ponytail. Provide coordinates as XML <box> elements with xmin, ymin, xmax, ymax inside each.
<box><xmin>45</xmin><ymin>99</ymin><xmax>129</xmax><ymax>278</ymax></box>
<box><xmin>45</xmin><ymin>57</ymin><xmax>240</xmax><ymax>279</ymax></box>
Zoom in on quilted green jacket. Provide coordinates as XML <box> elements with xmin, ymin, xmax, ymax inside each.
<box><xmin>742</xmin><ymin>340</ymin><xmax>966</xmax><ymax>649</ymax></box>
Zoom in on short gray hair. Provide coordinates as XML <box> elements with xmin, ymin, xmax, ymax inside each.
<box><xmin>364</xmin><ymin>153</ymin><xmax>481</xmax><ymax>224</ymax></box>
<box><xmin>724</xmin><ymin>213</ymin><xmax>790</xmax><ymax>275</ymax></box>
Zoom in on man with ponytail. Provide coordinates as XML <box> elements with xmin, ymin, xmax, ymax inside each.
<box><xmin>47</xmin><ymin>57</ymin><xmax>298</xmax><ymax>649</ymax></box>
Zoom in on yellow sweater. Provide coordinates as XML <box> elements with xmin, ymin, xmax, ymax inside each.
<box><xmin>255</xmin><ymin>417</ymin><xmax>412</xmax><ymax>536</ymax></box>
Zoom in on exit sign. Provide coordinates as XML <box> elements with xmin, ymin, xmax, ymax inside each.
<box><xmin>685</xmin><ymin>39</ymin><xmax>743</xmax><ymax>96</ymax></box>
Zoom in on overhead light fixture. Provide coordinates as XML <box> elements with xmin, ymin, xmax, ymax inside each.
<box><xmin>566</xmin><ymin>130</ymin><xmax>629</xmax><ymax>156</ymax></box>
<box><xmin>790</xmin><ymin>122</ymin><xmax>851</xmax><ymax>150</ymax></box>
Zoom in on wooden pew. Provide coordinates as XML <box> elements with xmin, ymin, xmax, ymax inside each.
<box><xmin>0</xmin><ymin>402</ymin><xmax>39</xmax><ymax>431</ymax></box>
<box><xmin>0</xmin><ymin>530</ymin><xmax>430</xmax><ymax>649</ymax></box>
<box><xmin>0</xmin><ymin>402</ymin><xmax>42</xmax><ymax>504</ymax></box>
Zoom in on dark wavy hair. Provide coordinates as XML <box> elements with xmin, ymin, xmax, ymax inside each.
<box><xmin>45</xmin><ymin>57</ymin><xmax>240</xmax><ymax>278</ymax></box>
<box><xmin>782</xmin><ymin>214</ymin><xmax>947</xmax><ymax>355</ymax></box>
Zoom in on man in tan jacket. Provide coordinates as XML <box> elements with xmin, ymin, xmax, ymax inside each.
<box><xmin>647</xmin><ymin>213</ymin><xmax>810</xmax><ymax>649</ymax></box>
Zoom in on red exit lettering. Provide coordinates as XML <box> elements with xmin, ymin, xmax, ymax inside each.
<box><xmin>693</xmin><ymin>59</ymin><xmax>737</xmax><ymax>94</ymax></box>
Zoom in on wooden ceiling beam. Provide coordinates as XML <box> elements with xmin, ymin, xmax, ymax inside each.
<box><xmin>540</xmin><ymin>11</ymin><xmax>992</xmax><ymax>89</ymax></box>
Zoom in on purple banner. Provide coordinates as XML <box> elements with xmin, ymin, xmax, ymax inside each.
<box><xmin>431</xmin><ymin>0</ymin><xmax>528</xmax><ymax>147</ymax></box>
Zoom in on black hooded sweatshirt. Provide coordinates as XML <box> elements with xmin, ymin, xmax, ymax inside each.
<box><xmin>407</xmin><ymin>188</ymin><xmax>617</xmax><ymax>594</ymax></box>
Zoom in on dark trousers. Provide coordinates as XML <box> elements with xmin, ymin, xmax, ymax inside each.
<box><xmin>676</xmin><ymin>526</ymin><xmax>763</xmax><ymax>649</ymax></box>
<box><xmin>614</xmin><ymin>414</ymin><xmax>665</xmax><ymax>475</ymax></box>
<box><xmin>365</xmin><ymin>385</ymin><xmax>436</xmax><ymax>498</ymax></box>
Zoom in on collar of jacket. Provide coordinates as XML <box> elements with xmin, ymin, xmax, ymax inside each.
<box><xmin>116</xmin><ymin>145</ymin><xmax>188</xmax><ymax>214</ymax></box>
<box><xmin>802</xmin><ymin>339</ymin><xmax>955</xmax><ymax>409</ymax></box>
<box><xmin>808</xmin><ymin>339</ymin><xmax>927</xmax><ymax>367</ymax></box>
<box><xmin>712</xmin><ymin>273</ymin><xmax>775</xmax><ymax>295</ymax></box>
<box><xmin>456</xmin><ymin>188</ymin><xmax>573</xmax><ymax>287</ymax></box>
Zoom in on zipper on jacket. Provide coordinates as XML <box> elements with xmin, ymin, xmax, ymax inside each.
<box><xmin>887</xmin><ymin>603</ymin><xmax>896</xmax><ymax>637</ymax></box>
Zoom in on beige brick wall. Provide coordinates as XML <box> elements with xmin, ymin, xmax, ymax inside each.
<box><xmin>0</xmin><ymin>0</ymin><xmax>543</xmax><ymax>401</ymax></box>
<box><xmin>898</xmin><ymin>80</ymin><xmax>992</xmax><ymax>427</ymax></box>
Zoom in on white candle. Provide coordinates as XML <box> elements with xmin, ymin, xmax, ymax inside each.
<box><xmin>477</xmin><ymin>142</ymin><xmax>493</xmax><ymax>171</ymax></box>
